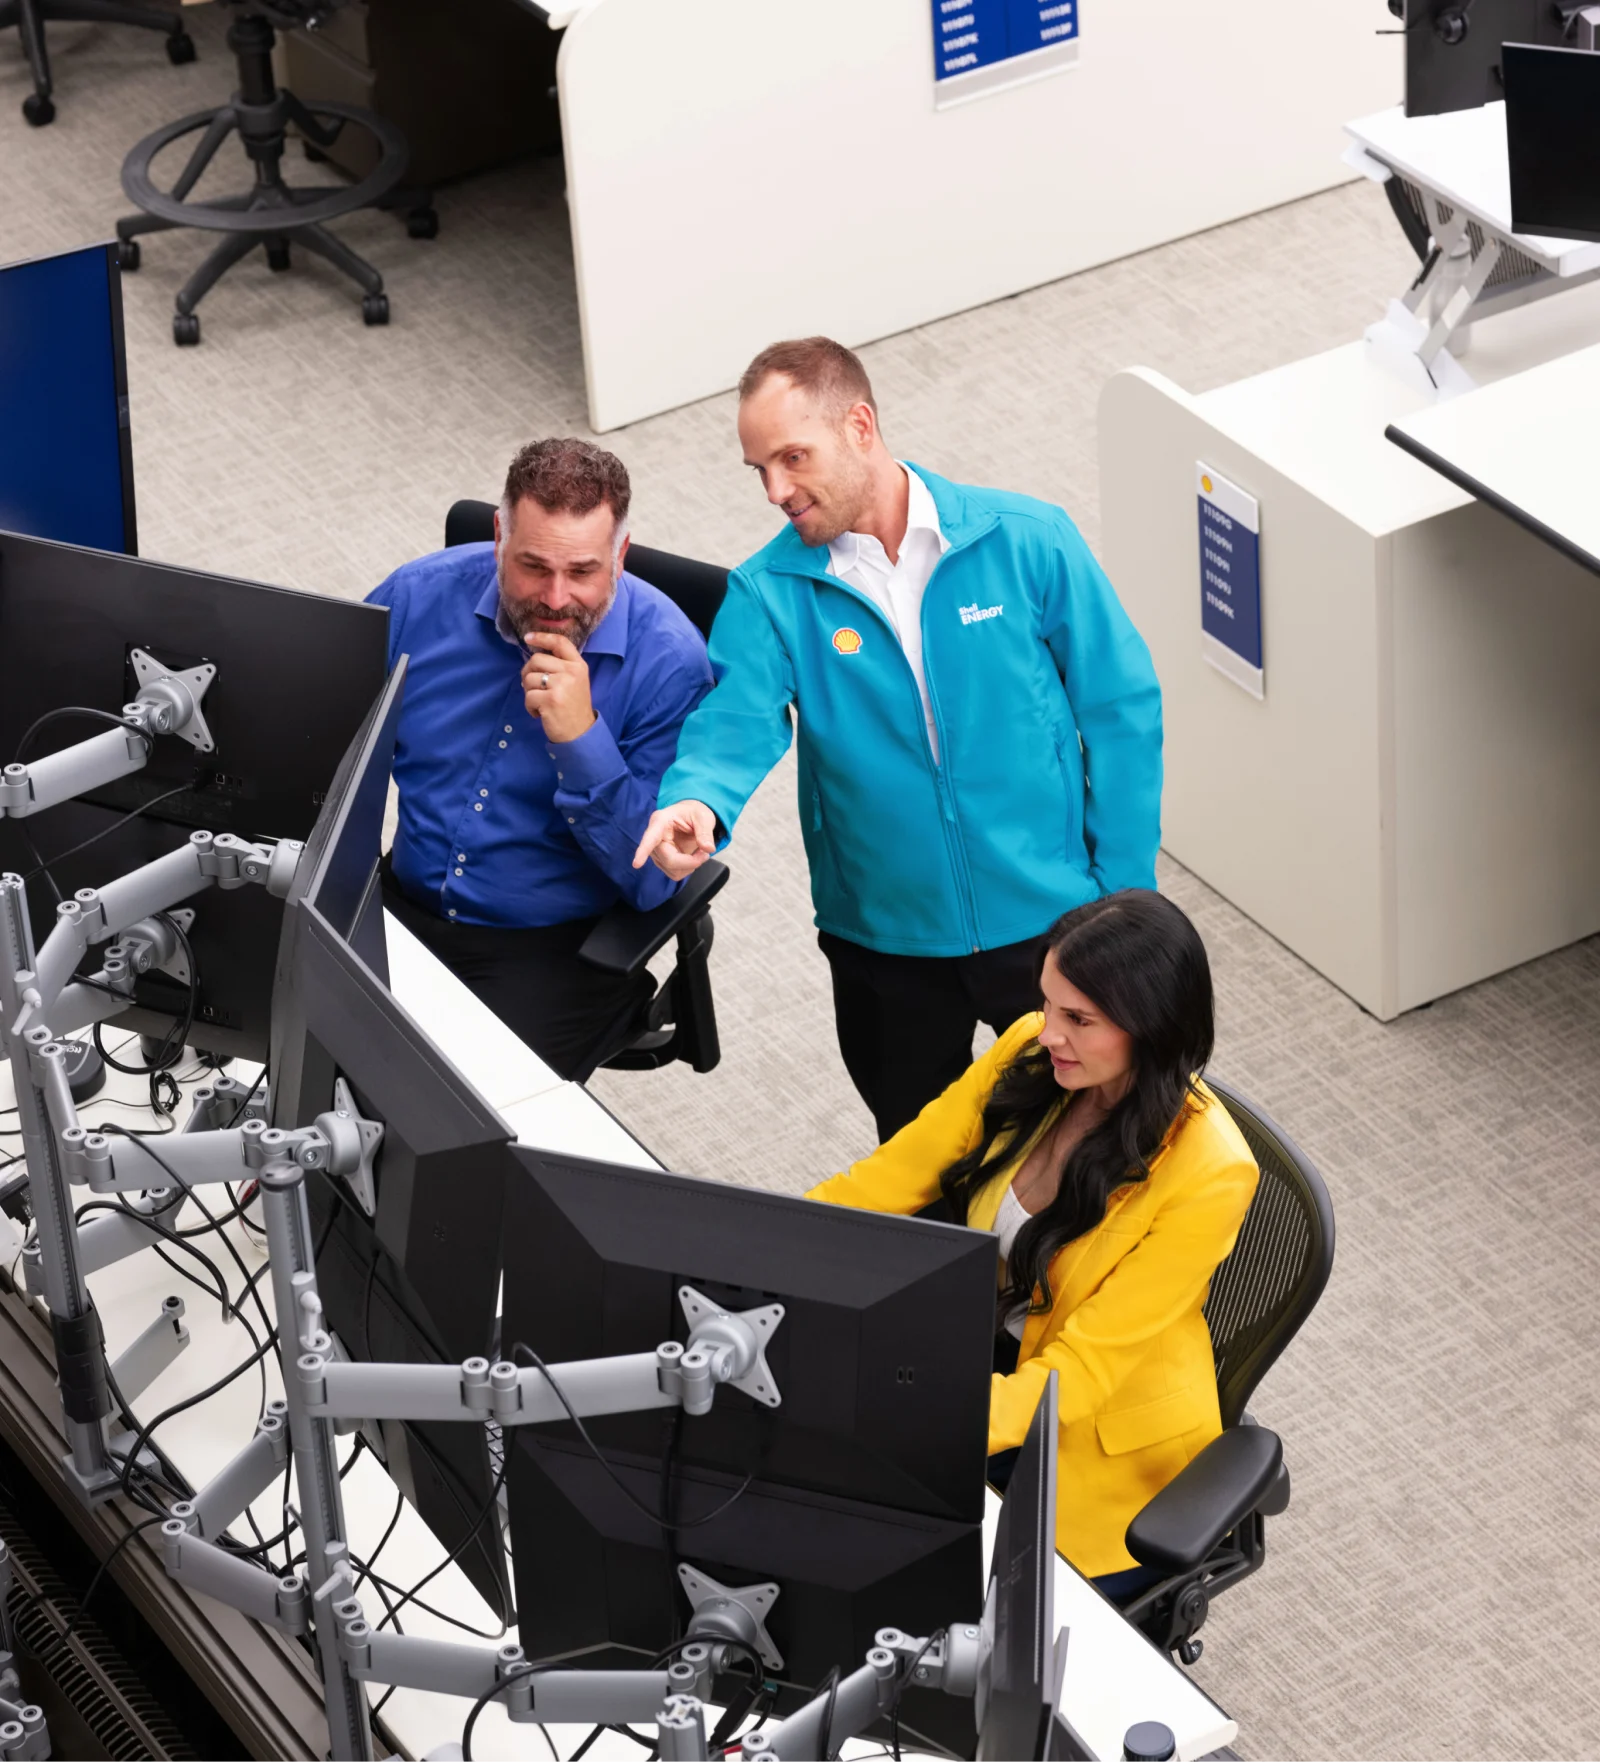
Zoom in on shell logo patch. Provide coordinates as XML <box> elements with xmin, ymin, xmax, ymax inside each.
<box><xmin>832</xmin><ymin>627</ymin><xmax>863</xmax><ymax>655</ymax></box>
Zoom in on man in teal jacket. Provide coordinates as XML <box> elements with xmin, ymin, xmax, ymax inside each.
<box><xmin>635</xmin><ymin>337</ymin><xmax>1162</xmax><ymax>1138</ymax></box>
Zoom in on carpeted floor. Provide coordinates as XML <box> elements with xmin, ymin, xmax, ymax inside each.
<box><xmin>5</xmin><ymin>10</ymin><xmax>1600</xmax><ymax>1756</ymax></box>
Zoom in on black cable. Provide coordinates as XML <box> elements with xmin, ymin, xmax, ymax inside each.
<box><xmin>14</xmin><ymin>706</ymin><xmax>152</xmax><ymax>765</ymax></box>
<box><xmin>817</xmin><ymin>1664</ymin><xmax>841</xmax><ymax>1762</ymax></box>
<box><xmin>58</xmin><ymin>1516</ymin><xmax>168</xmax><ymax>1643</ymax></box>
<box><xmin>351</xmin><ymin>1483</ymin><xmax>406</xmax><ymax>1596</ymax></box>
<box><xmin>460</xmin><ymin>1664</ymin><xmax>558</xmax><ymax>1762</ymax></box>
<box><xmin>112</xmin><ymin>1328</ymin><xmax>278</xmax><ymax>1513</ymax></box>
<box><xmin>23</xmin><ymin>782</ymin><xmax>195</xmax><ymax>882</ymax></box>
<box><xmin>510</xmin><ymin>1342</ymin><xmax>755</xmax><ymax>1534</ymax></box>
<box><xmin>889</xmin><ymin>1628</ymin><xmax>946</xmax><ymax>1762</ymax></box>
<box><xmin>96</xmin><ymin>1125</ymin><xmax>276</xmax><ymax>1347</ymax></box>
<box><xmin>368</xmin><ymin>1449</ymin><xmax>510</xmax><ymax>1637</ymax></box>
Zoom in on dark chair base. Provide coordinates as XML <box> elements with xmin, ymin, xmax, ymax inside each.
<box><xmin>1</xmin><ymin>0</ymin><xmax>192</xmax><ymax>125</ymax></box>
<box><xmin>113</xmin><ymin>8</ymin><xmax>436</xmax><ymax>343</ymax></box>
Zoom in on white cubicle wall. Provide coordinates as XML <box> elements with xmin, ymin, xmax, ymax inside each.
<box><xmin>555</xmin><ymin>0</ymin><xmax>1399</xmax><ymax>430</ymax></box>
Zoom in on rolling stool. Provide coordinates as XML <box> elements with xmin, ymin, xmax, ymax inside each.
<box><xmin>114</xmin><ymin>0</ymin><xmax>437</xmax><ymax>344</ymax></box>
<box><xmin>1</xmin><ymin>0</ymin><xmax>195</xmax><ymax>127</ymax></box>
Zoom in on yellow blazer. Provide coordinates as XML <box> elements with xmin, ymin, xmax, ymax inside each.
<box><xmin>807</xmin><ymin>1014</ymin><xmax>1259</xmax><ymax>1578</ymax></box>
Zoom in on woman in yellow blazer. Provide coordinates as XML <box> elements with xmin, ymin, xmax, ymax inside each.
<box><xmin>808</xmin><ymin>890</ymin><xmax>1259</xmax><ymax>1589</ymax></box>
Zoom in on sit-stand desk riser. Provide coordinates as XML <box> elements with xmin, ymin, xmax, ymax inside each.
<box><xmin>1344</xmin><ymin>103</ymin><xmax>1600</xmax><ymax>390</ymax></box>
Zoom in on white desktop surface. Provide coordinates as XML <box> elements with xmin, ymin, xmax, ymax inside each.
<box><xmin>1385</xmin><ymin>339</ymin><xmax>1600</xmax><ymax>571</ymax></box>
<box><xmin>1</xmin><ymin>922</ymin><xmax>1233</xmax><ymax>1762</ymax></box>
<box><xmin>1345</xmin><ymin>103</ymin><xmax>1600</xmax><ymax>276</ymax></box>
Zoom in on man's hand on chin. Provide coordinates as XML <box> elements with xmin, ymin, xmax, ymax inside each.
<box><xmin>522</xmin><ymin>630</ymin><xmax>597</xmax><ymax>745</ymax></box>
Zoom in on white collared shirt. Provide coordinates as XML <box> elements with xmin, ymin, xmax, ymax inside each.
<box><xmin>827</xmin><ymin>464</ymin><xmax>950</xmax><ymax>760</ymax></box>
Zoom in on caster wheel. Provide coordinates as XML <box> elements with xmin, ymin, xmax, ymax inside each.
<box><xmin>166</xmin><ymin>29</ymin><xmax>196</xmax><ymax>64</ymax></box>
<box><xmin>361</xmin><ymin>292</ymin><xmax>390</xmax><ymax>326</ymax></box>
<box><xmin>173</xmin><ymin>312</ymin><xmax>201</xmax><ymax>346</ymax></box>
<box><xmin>405</xmin><ymin>206</ymin><xmax>439</xmax><ymax>241</ymax></box>
<box><xmin>22</xmin><ymin>93</ymin><xmax>55</xmax><ymax>126</ymax></box>
<box><xmin>116</xmin><ymin>238</ymin><xmax>141</xmax><ymax>272</ymax></box>
<box><xmin>265</xmin><ymin>240</ymin><xmax>291</xmax><ymax>272</ymax></box>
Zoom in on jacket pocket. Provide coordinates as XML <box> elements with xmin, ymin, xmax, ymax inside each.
<box><xmin>1095</xmin><ymin>1386</ymin><xmax>1213</xmax><ymax>1457</ymax></box>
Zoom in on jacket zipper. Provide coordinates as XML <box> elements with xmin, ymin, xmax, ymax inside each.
<box><xmin>790</xmin><ymin>527</ymin><xmax>991</xmax><ymax>955</ymax></box>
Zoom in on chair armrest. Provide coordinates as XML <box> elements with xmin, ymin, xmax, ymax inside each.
<box><xmin>1124</xmin><ymin>1425</ymin><xmax>1283</xmax><ymax>1574</ymax></box>
<box><xmin>577</xmin><ymin>860</ymin><xmax>729</xmax><ymax>976</ymax></box>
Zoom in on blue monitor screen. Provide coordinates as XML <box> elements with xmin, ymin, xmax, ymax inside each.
<box><xmin>0</xmin><ymin>243</ymin><xmax>135</xmax><ymax>555</ymax></box>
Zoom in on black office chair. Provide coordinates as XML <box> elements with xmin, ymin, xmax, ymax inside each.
<box><xmin>114</xmin><ymin>0</ymin><xmax>436</xmax><ymax>345</ymax></box>
<box><xmin>3</xmin><ymin>0</ymin><xmax>193</xmax><ymax>126</ymax></box>
<box><xmin>1116</xmin><ymin>1077</ymin><xmax>1336</xmax><ymax>1663</ymax></box>
<box><xmin>443</xmin><ymin>497</ymin><xmax>730</xmax><ymax>1076</ymax></box>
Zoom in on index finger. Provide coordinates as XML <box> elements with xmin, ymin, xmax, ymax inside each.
<box><xmin>524</xmin><ymin>630</ymin><xmax>582</xmax><ymax>662</ymax></box>
<box><xmin>632</xmin><ymin>811</ymin><xmax>667</xmax><ymax>870</ymax></box>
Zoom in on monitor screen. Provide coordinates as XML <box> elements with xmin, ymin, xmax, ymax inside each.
<box><xmin>0</xmin><ymin>529</ymin><xmax>389</xmax><ymax>1061</ymax></box>
<box><xmin>980</xmin><ymin>1371</ymin><xmax>1058</xmax><ymax>1762</ymax></box>
<box><xmin>278</xmin><ymin>901</ymin><xmax>515</xmax><ymax>1622</ymax></box>
<box><xmin>0</xmin><ymin>242</ymin><xmax>136</xmax><ymax>554</ymax></box>
<box><xmin>502</xmin><ymin>1146</ymin><xmax>996</xmax><ymax>1751</ymax></box>
<box><xmin>1504</xmin><ymin>42</ymin><xmax>1600</xmax><ymax>242</ymax></box>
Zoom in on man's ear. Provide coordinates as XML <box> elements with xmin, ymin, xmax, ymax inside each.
<box><xmin>845</xmin><ymin>400</ymin><xmax>878</xmax><ymax>452</ymax></box>
<box><xmin>492</xmin><ymin>507</ymin><xmax>503</xmax><ymax>548</ymax></box>
<box><xmin>615</xmin><ymin>532</ymin><xmax>631</xmax><ymax>575</ymax></box>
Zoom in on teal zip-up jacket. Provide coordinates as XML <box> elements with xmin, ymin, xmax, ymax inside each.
<box><xmin>658</xmin><ymin>466</ymin><xmax>1162</xmax><ymax>958</ymax></box>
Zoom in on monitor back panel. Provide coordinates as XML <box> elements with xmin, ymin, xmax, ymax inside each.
<box><xmin>0</xmin><ymin>531</ymin><xmax>388</xmax><ymax>1058</ymax></box>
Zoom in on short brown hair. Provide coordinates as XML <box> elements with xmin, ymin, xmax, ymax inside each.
<box><xmin>502</xmin><ymin>437</ymin><xmax>631</xmax><ymax>531</ymax></box>
<box><xmin>738</xmin><ymin>337</ymin><xmax>877</xmax><ymax>417</ymax></box>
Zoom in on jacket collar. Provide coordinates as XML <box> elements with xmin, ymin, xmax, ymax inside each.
<box><xmin>751</xmin><ymin>462</ymin><xmax>998</xmax><ymax>585</ymax></box>
<box><xmin>474</xmin><ymin>566</ymin><xmax>636</xmax><ymax>660</ymax></box>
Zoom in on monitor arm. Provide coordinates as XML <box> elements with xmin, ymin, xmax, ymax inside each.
<box><xmin>0</xmin><ymin>649</ymin><xmax>216</xmax><ymax>821</ymax></box>
<box><xmin>5</xmin><ymin>830</ymin><xmax>301</xmax><ymax>1043</ymax></box>
<box><xmin>0</xmin><ymin>1542</ymin><xmax>49</xmax><ymax>1762</ymax></box>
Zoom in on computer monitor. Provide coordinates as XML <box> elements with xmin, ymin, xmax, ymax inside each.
<box><xmin>980</xmin><ymin>1371</ymin><xmax>1059</xmax><ymax>1762</ymax></box>
<box><xmin>501</xmin><ymin>1147</ymin><xmax>997</xmax><ymax>1753</ymax></box>
<box><xmin>276</xmin><ymin>900</ymin><xmax>514</xmax><ymax>1621</ymax></box>
<box><xmin>0</xmin><ymin>242</ymin><xmax>136</xmax><ymax>555</ymax></box>
<box><xmin>275</xmin><ymin>655</ymin><xmax>407</xmax><ymax>1002</ymax></box>
<box><xmin>1504</xmin><ymin>42</ymin><xmax>1600</xmax><ymax>240</ymax></box>
<box><xmin>0</xmin><ymin>528</ymin><xmax>389</xmax><ymax>1061</ymax></box>
<box><xmin>1402</xmin><ymin>0</ymin><xmax>1559</xmax><ymax>117</ymax></box>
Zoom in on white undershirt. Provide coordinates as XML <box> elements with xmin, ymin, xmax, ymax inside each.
<box><xmin>993</xmin><ymin>1184</ymin><xmax>1034</xmax><ymax>1341</ymax></box>
<box><xmin>826</xmin><ymin>463</ymin><xmax>949</xmax><ymax>760</ymax></box>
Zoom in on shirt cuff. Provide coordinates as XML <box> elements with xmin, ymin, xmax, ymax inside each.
<box><xmin>548</xmin><ymin>713</ymin><xmax>626</xmax><ymax>794</ymax></box>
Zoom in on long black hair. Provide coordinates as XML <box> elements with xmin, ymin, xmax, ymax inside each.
<box><xmin>939</xmin><ymin>889</ymin><xmax>1215</xmax><ymax>1322</ymax></box>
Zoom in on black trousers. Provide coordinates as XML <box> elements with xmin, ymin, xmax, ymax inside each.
<box><xmin>818</xmin><ymin>929</ymin><xmax>1046</xmax><ymax>1142</ymax></box>
<box><xmin>381</xmin><ymin>869</ymin><xmax>654</xmax><ymax>1083</ymax></box>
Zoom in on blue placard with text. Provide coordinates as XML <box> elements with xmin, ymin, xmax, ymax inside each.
<box><xmin>1197</xmin><ymin>464</ymin><xmax>1263</xmax><ymax>697</ymax></box>
<box><xmin>932</xmin><ymin>0</ymin><xmax>1076</xmax><ymax>81</ymax></box>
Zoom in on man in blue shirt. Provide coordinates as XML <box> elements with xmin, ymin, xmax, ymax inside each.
<box><xmin>635</xmin><ymin>338</ymin><xmax>1162</xmax><ymax>1140</ymax></box>
<box><xmin>368</xmin><ymin>438</ymin><xmax>713</xmax><ymax>1080</ymax></box>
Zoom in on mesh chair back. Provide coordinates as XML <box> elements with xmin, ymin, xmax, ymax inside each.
<box><xmin>442</xmin><ymin>499</ymin><xmax>729</xmax><ymax>642</ymax></box>
<box><xmin>1200</xmin><ymin>1077</ymin><xmax>1335</xmax><ymax>1428</ymax></box>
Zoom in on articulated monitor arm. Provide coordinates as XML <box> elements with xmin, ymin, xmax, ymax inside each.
<box><xmin>6</xmin><ymin>829</ymin><xmax>301</xmax><ymax>1043</ymax></box>
<box><xmin>0</xmin><ymin>650</ymin><xmax>216</xmax><ymax>823</ymax></box>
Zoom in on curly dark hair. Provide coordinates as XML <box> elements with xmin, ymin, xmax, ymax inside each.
<box><xmin>501</xmin><ymin>437</ymin><xmax>631</xmax><ymax>532</ymax></box>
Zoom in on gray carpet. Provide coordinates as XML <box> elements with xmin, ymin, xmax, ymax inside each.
<box><xmin>6</xmin><ymin>10</ymin><xmax>1600</xmax><ymax>1757</ymax></box>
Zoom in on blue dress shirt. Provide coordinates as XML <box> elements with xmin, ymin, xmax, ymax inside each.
<box><xmin>367</xmin><ymin>543</ymin><xmax>713</xmax><ymax>928</ymax></box>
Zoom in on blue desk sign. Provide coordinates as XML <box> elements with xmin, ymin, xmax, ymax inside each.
<box><xmin>932</xmin><ymin>0</ymin><xmax>1078</xmax><ymax>107</ymax></box>
<box><xmin>1197</xmin><ymin>463</ymin><xmax>1263</xmax><ymax>700</ymax></box>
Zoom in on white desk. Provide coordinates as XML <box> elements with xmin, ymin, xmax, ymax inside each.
<box><xmin>1</xmin><ymin>914</ymin><xmax>1234</xmax><ymax>1761</ymax></box>
<box><xmin>1344</xmin><ymin>104</ymin><xmax>1600</xmax><ymax>389</ymax></box>
<box><xmin>1101</xmin><ymin>280</ymin><xmax>1600</xmax><ymax>1021</ymax></box>
<box><xmin>1385</xmin><ymin>340</ymin><xmax>1600</xmax><ymax>576</ymax></box>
